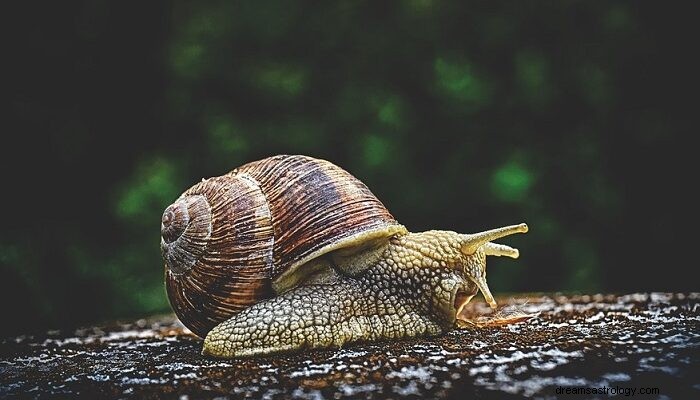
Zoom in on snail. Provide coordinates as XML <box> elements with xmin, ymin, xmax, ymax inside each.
<box><xmin>161</xmin><ymin>155</ymin><xmax>528</xmax><ymax>358</ymax></box>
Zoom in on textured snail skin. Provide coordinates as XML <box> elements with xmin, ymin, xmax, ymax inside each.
<box><xmin>203</xmin><ymin>230</ymin><xmax>488</xmax><ymax>358</ymax></box>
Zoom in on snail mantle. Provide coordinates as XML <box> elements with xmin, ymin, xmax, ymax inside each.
<box><xmin>1</xmin><ymin>293</ymin><xmax>699</xmax><ymax>399</ymax></box>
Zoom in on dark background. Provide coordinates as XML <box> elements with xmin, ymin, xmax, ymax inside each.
<box><xmin>2</xmin><ymin>1</ymin><xmax>696</xmax><ymax>337</ymax></box>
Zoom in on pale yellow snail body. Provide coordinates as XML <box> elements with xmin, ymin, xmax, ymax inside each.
<box><xmin>160</xmin><ymin>155</ymin><xmax>528</xmax><ymax>358</ymax></box>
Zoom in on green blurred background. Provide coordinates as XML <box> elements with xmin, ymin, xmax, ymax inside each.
<box><xmin>3</xmin><ymin>1</ymin><xmax>695</xmax><ymax>336</ymax></box>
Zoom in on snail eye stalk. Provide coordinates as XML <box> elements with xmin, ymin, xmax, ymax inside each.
<box><xmin>460</xmin><ymin>223</ymin><xmax>528</xmax><ymax>256</ymax></box>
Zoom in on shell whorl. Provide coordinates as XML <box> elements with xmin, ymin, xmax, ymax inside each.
<box><xmin>160</xmin><ymin>195</ymin><xmax>212</xmax><ymax>275</ymax></box>
<box><xmin>164</xmin><ymin>174</ymin><xmax>275</xmax><ymax>338</ymax></box>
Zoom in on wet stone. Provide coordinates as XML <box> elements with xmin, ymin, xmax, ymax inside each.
<box><xmin>1</xmin><ymin>293</ymin><xmax>699</xmax><ymax>399</ymax></box>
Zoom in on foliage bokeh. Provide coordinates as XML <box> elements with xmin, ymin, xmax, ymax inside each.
<box><xmin>2</xmin><ymin>1</ymin><xmax>694</xmax><ymax>336</ymax></box>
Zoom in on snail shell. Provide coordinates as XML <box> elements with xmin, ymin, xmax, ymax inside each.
<box><xmin>161</xmin><ymin>155</ymin><xmax>404</xmax><ymax>337</ymax></box>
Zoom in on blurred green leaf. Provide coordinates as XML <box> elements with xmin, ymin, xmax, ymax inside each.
<box><xmin>170</xmin><ymin>43</ymin><xmax>206</xmax><ymax>79</ymax></box>
<box><xmin>490</xmin><ymin>160</ymin><xmax>535</xmax><ymax>203</ymax></box>
<box><xmin>375</xmin><ymin>95</ymin><xmax>404</xmax><ymax>128</ymax></box>
<box><xmin>206</xmin><ymin>114</ymin><xmax>250</xmax><ymax>163</ymax></box>
<box><xmin>434</xmin><ymin>57</ymin><xmax>492</xmax><ymax>107</ymax></box>
<box><xmin>252</xmin><ymin>63</ymin><xmax>307</xmax><ymax>98</ymax></box>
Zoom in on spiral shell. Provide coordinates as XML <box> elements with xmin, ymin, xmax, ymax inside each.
<box><xmin>161</xmin><ymin>155</ymin><xmax>403</xmax><ymax>337</ymax></box>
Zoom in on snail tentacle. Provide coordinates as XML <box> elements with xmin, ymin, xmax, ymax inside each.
<box><xmin>460</xmin><ymin>223</ymin><xmax>528</xmax><ymax>256</ymax></box>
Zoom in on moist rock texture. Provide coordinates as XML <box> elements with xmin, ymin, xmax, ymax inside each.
<box><xmin>1</xmin><ymin>293</ymin><xmax>698</xmax><ymax>399</ymax></box>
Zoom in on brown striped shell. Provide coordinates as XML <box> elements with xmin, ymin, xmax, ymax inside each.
<box><xmin>161</xmin><ymin>155</ymin><xmax>404</xmax><ymax>338</ymax></box>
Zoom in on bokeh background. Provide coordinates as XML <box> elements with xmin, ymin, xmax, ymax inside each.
<box><xmin>3</xmin><ymin>1</ymin><xmax>695</xmax><ymax>337</ymax></box>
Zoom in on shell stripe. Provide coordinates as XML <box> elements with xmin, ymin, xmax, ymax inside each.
<box><xmin>238</xmin><ymin>155</ymin><xmax>401</xmax><ymax>280</ymax></box>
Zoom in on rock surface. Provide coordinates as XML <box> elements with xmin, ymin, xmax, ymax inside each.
<box><xmin>1</xmin><ymin>293</ymin><xmax>699</xmax><ymax>399</ymax></box>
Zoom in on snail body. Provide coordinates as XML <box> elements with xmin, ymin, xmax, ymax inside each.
<box><xmin>161</xmin><ymin>155</ymin><xmax>527</xmax><ymax>358</ymax></box>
